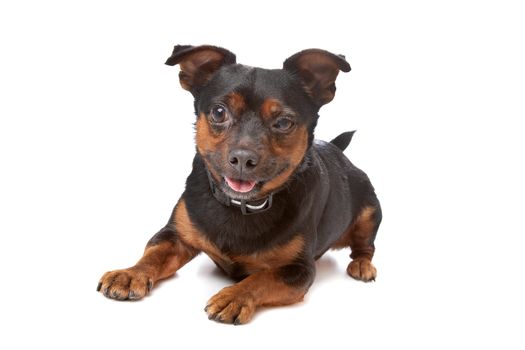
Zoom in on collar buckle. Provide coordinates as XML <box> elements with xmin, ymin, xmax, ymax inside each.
<box><xmin>231</xmin><ymin>194</ymin><xmax>273</xmax><ymax>215</ymax></box>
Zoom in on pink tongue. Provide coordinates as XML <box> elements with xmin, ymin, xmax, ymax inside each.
<box><xmin>225</xmin><ymin>177</ymin><xmax>256</xmax><ymax>193</ymax></box>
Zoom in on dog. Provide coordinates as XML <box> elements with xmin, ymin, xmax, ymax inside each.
<box><xmin>97</xmin><ymin>45</ymin><xmax>382</xmax><ymax>325</ymax></box>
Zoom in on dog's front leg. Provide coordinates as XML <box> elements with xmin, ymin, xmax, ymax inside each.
<box><xmin>97</xmin><ymin>224</ymin><xmax>199</xmax><ymax>301</ymax></box>
<box><xmin>205</xmin><ymin>261</ymin><xmax>315</xmax><ymax>325</ymax></box>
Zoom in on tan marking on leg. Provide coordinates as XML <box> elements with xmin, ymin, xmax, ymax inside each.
<box><xmin>331</xmin><ymin>206</ymin><xmax>376</xmax><ymax>252</ymax></box>
<box><xmin>205</xmin><ymin>269</ymin><xmax>306</xmax><ymax>324</ymax></box>
<box><xmin>331</xmin><ymin>206</ymin><xmax>378</xmax><ymax>282</ymax></box>
<box><xmin>98</xmin><ymin>235</ymin><xmax>198</xmax><ymax>301</ymax></box>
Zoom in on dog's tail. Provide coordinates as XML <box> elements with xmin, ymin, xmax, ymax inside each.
<box><xmin>330</xmin><ymin>131</ymin><xmax>355</xmax><ymax>151</ymax></box>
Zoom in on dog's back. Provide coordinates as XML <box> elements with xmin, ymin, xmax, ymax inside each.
<box><xmin>309</xmin><ymin>134</ymin><xmax>381</xmax><ymax>258</ymax></box>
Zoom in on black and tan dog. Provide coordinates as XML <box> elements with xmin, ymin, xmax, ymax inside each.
<box><xmin>97</xmin><ymin>45</ymin><xmax>382</xmax><ymax>324</ymax></box>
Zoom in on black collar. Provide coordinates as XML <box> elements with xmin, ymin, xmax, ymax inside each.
<box><xmin>206</xmin><ymin>171</ymin><xmax>273</xmax><ymax>215</ymax></box>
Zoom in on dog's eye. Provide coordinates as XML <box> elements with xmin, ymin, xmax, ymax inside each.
<box><xmin>272</xmin><ymin>118</ymin><xmax>294</xmax><ymax>132</ymax></box>
<box><xmin>210</xmin><ymin>105</ymin><xmax>228</xmax><ymax>124</ymax></box>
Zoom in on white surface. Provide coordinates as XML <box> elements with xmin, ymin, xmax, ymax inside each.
<box><xmin>1</xmin><ymin>1</ymin><xmax>524</xmax><ymax>349</ymax></box>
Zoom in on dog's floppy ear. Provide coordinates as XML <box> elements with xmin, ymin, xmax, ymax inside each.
<box><xmin>165</xmin><ymin>45</ymin><xmax>236</xmax><ymax>94</ymax></box>
<box><xmin>283</xmin><ymin>49</ymin><xmax>350</xmax><ymax>107</ymax></box>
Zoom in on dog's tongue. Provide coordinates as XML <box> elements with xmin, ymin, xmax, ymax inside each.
<box><xmin>225</xmin><ymin>177</ymin><xmax>256</xmax><ymax>193</ymax></box>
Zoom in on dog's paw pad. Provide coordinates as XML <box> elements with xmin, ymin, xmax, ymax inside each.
<box><xmin>347</xmin><ymin>258</ymin><xmax>377</xmax><ymax>282</ymax></box>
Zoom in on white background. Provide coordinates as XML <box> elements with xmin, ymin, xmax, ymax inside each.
<box><xmin>1</xmin><ymin>0</ymin><xmax>524</xmax><ymax>349</ymax></box>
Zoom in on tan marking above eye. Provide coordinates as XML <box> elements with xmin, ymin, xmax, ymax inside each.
<box><xmin>226</xmin><ymin>92</ymin><xmax>246</xmax><ymax>116</ymax></box>
<box><xmin>261</xmin><ymin>99</ymin><xmax>282</xmax><ymax>119</ymax></box>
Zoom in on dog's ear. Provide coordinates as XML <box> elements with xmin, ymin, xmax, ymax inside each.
<box><xmin>165</xmin><ymin>45</ymin><xmax>236</xmax><ymax>94</ymax></box>
<box><xmin>283</xmin><ymin>49</ymin><xmax>350</xmax><ymax>107</ymax></box>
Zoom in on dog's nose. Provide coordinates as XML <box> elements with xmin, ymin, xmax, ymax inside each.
<box><xmin>228</xmin><ymin>149</ymin><xmax>260</xmax><ymax>173</ymax></box>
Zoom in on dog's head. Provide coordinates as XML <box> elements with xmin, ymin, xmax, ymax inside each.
<box><xmin>166</xmin><ymin>45</ymin><xmax>350</xmax><ymax>200</ymax></box>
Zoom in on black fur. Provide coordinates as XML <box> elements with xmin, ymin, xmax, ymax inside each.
<box><xmin>330</xmin><ymin>131</ymin><xmax>355</xmax><ymax>151</ymax></box>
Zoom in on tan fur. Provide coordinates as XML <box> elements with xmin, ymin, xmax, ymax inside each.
<box><xmin>331</xmin><ymin>206</ymin><xmax>377</xmax><ymax>281</ymax></box>
<box><xmin>205</xmin><ymin>269</ymin><xmax>306</xmax><ymax>324</ymax></box>
<box><xmin>232</xmin><ymin>235</ymin><xmax>304</xmax><ymax>274</ymax></box>
<box><xmin>331</xmin><ymin>206</ymin><xmax>376</xmax><ymax>251</ymax></box>
<box><xmin>97</xmin><ymin>239</ymin><xmax>197</xmax><ymax>300</ymax></box>
<box><xmin>195</xmin><ymin>112</ymin><xmax>227</xmax><ymax>182</ymax></box>
<box><xmin>227</xmin><ymin>92</ymin><xmax>246</xmax><ymax>116</ymax></box>
<box><xmin>174</xmin><ymin>199</ymin><xmax>224</xmax><ymax>262</ymax></box>
<box><xmin>260</xmin><ymin>126</ymin><xmax>308</xmax><ymax>194</ymax></box>
<box><xmin>260</xmin><ymin>98</ymin><xmax>281</xmax><ymax>119</ymax></box>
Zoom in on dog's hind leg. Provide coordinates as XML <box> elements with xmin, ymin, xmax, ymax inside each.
<box><xmin>331</xmin><ymin>204</ymin><xmax>382</xmax><ymax>281</ymax></box>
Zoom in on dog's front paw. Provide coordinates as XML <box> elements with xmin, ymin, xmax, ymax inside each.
<box><xmin>205</xmin><ymin>286</ymin><xmax>256</xmax><ymax>325</ymax></box>
<box><xmin>347</xmin><ymin>258</ymin><xmax>377</xmax><ymax>282</ymax></box>
<box><xmin>97</xmin><ymin>267</ymin><xmax>153</xmax><ymax>301</ymax></box>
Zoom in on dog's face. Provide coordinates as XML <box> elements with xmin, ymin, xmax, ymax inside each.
<box><xmin>166</xmin><ymin>45</ymin><xmax>350</xmax><ymax>200</ymax></box>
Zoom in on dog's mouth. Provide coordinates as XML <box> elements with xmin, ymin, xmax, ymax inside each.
<box><xmin>224</xmin><ymin>177</ymin><xmax>257</xmax><ymax>193</ymax></box>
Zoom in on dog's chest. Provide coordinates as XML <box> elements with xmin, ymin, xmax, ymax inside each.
<box><xmin>217</xmin><ymin>235</ymin><xmax>303</xmax><ymax>274</ymax></box>
<box><xmin>176</xmin><ymin>199</ymin><xmax>304</xmax><ymax>276</ymax></box>
<box><xmin>180</xmin><ymin>226</ymin><xmax>303</xmax><ymax>276</ymax></box>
